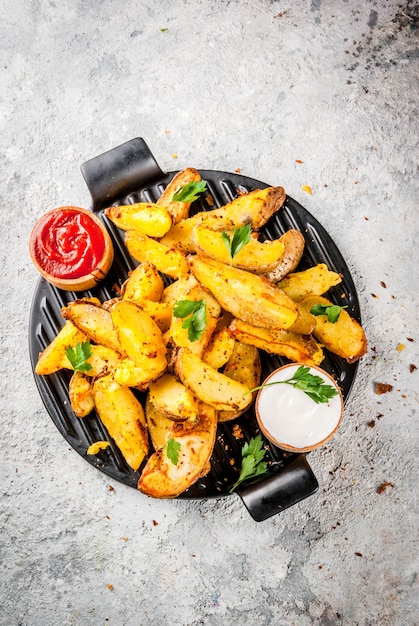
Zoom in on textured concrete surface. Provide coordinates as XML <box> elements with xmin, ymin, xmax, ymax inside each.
<box><xmin>1</xmin><ymin>1</ymin><xmax>418</xmax><ymax>625</ymax></box>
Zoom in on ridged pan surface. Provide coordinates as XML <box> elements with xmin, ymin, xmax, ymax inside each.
<box><xmin>29</xmin><ymin>168</ymin><xmax>360</xmax><ymax>499</ymax></box>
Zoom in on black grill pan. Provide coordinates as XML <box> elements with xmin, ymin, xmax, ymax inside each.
<box><xmin>29</xmin><ymin>137</ymin><xmax>360</xmax><ymax>521</ymax></box>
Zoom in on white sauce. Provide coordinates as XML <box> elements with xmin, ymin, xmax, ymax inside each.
<box><xmin>256</xmin><ymin>365</ymin><xmax>343</xmax><ymax>450</ymax></box>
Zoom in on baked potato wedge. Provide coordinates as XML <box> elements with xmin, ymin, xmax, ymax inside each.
<box><xmin>229</xmin><ymin>318</ymin><xmax>324</xmax><ymax>366</ymax></box>
<box><xmin>299</xmin><ymin>295</ymin><xmax>367</xmax><ymax>363</ymax></box>
<box><xmin>191</xmin><ymin>225</ymin><xmax>285</xmax><ymax>273</ymax></box>
<box><xmin>148</xmin><ymin>374</ymin><xmax>200</xmax><ymax>422</ymax></box>
<box><xmin>218</xmin><ymin>341</ymin><xmax>261</xmax><ymax>422</ymax></box>
<box><xmin>111</xmin><ymin>301</ymin><xmax>167</xmax><ymax>377</ymax></box>
<box><xmin>188</xmin><ymin>255</ymin><xmax>298</xmax><ymax>330</ymax></box>
<box><xmin>122</xmin><ymin>261</ymin><xmax>164</xmax><ymax>303</ymax></box>
<box><xmin>158</xmin><ymin>216</ymin><xmax>200</xmax><ymax>254</ymax></box>
<box><xmin>61</xmin><ymin>300</ymin><xmax>123</xmax><ymax>354</ymax></box>
<box><xmin>264</xmin><ymin>229</ymin><xmax>305</xmax><ymax>283</ymax></box>
<box><xmin>69</xmin><ymin>371</ymin><xmax>94</xmax><ymax>418</ymax></box>
<box><xmin>93</xmin><ymin>374</ymin><xmax>149</xmax><ymax>470</ymax></box>
<box><xmin>203</xmin><ymin>327</ymin><xmax>236</xmax><ymax>370</ymax></box>
<box><xmin>35</xmin><ymin>321</ymin><xmax>89</xmax><ymax>375</ymax></box>
<box><xmin>175</xmin><ymin>348</ymin><xmax>250</xmax><ymax>411</ymax></box>
<box><xmin>277</xmin><ymin>263</ymin><xmax>342</xmax><ymax>302</ymax></box>
<box><xmin>157</xmin><ymin>167</ymin><xmax>202</xmax><ymax>223</ymax></box>
<box><xmin>125</xmin><ymin>230</ymin><xmax>189</xmax><ymax>279</ymax></box>
<box><xmin>138</xmin><ymin>399</ymin><xmax>217</xmax><ymax>498</ymax></box>
<box><xmin>199</xmin><ymin>186</ymin><xmax>286</xmax><ymax>231</ymax></box>
<box><xmin>105</xmin><ymin>203</ymin><xmax>172</xmax><ymax>238</ymax></box>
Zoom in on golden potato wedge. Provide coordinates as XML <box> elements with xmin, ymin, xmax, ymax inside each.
<box><xmin>200</xmin><ymin>186</ymin><xmax>286</xmax><ymax>231</ymax></box>
<box><xmin>158</xmin><ymin>216</ymin><xmax>200</xmax><ymax>254</ymax></box>
<box><xmin>122</xmin><ymin>262</ymin><xmax>164</xmax><ymax>303</ymax></box>
<box><xmin>85</xmin><ymin>345</ymin><xmax>122</xmax><ymax>377</ymax></box>
<box><xmin>161</xmin><ymin>274</ymin><xmax>199</xmax><ymax>305</ymax></box>
<box><xmin>157</xmin><ymin>168</ymin><xmax>202</xmax><ymax>223</ymax></box>
<box><xmin>35</xmin><ymin>321</ymin><xmax>89</xmax><ymax>375</ymax></box>
<box><xmin>191</xmin><ymin>225</ymin><xmax>285</xmax><ymax>273</ymax></box>
<box><xmin>113</xmin><ymin>356</ymin><xmax>165</xmax><ymax>389</ymax></box>
<box><xmin>299</xmin><ymin>295</ymin><xmax>367</xmax><ymax>363</ymax></box>
<box><xmin>175</xmin><ymin>348</ymin><xmax>250</xmax><ymax>411</ymax></box>
<box><xmin>61</xmin><ymin>300</ymin><xmax>123</xmax><ymax>354</ymax></box>
<box><xmin>169</xmin><ymin>307</ymin><xmax>218</xmax><ymax>358</ymax></box>
<box><xmin>203</xmin><ymin>327</ymin><xmax>236</xmax><ymax>370</ymax></box>
<box><xmin>145</xmin><ymin>395</ymin><xmax>176</xmax><ymax>451</ymax></box>
<box><xmin>264</xmin><ymin>229</ymin><xmax>306</xmax><ymax>282</ymax></box>
<box><xmin>188</xmin><ymin>255</ymin><xmax>298</xmax><ymax>330</ymax></box>
<box><xmin>137</xmin><ymin>300</ymin><xmax>173</xmax><ymax>333</ymax></box>
<box><xmin>277</xmin><ymin>263</ymin><xmax>342</xmax><ymax>302</ymax></box>
<box><xmin>93</xmin><ymin>374</ymin><xmax>149</xmax><ymax>470</ymax></box>
<box><xmin>69</xmin><ymin>371</ymin><xmax>94</xmax><ymax>418</ymax></box>
<box><xmin>167</xmin><ymin>281</ymin><xmax>220</xmax><ymax>357</ymax></box>
<box><xmin>218</xmin><ymin>342</ymin><xmax>261</xmax><ymax>422</ymax></box>
<box><xmin>111</xmin><ymin>301</ymin><xmax>167</xmax><ymax>374</ymax></box>
<box><xmin>138</xmin><ymin>399</ymin><xmax>217</xmax><ymax>498</ymax></box>
<box><xmin>229</xmin><ymin>318</ymin><xmax>324</xmax><ymax>366</ymax></box>
<box><xmin>105</xmin><ymin>203</ymin><xmax>172</xmax><ymax>238</ymax></box>
<box><xmin>125</xmin><ymin>230</ymin><xmax>189</xmax><ymax>279</ymax></box>
<box><xmin>148</xmin><ymin>374</ymin><xmax>200</xmax><ymax>422</ymax></box>
<box><xmin>287</xmin><ymin>304</ymin><xmax>316</xmax><ymax>335</ymax></box>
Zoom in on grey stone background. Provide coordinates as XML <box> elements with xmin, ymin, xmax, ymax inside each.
<box><xmin>1</xmin><ymin>1</ymin><xmax>418</xmax><ymax>624</ymax></box>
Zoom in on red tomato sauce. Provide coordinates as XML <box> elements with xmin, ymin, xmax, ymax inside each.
<box><xmin>32</xmin><ymin>207</ymin><xmax>106</xmax><ymax>279</ymax></box>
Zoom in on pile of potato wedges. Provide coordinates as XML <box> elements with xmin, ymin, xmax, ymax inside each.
<box><xmin>35</xmin><ymin>168</ymin><xmax>367</xmax><ymax>498</ymax></box>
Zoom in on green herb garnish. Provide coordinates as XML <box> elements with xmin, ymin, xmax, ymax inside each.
<box><xmin>172</xmin><ymin>180</ymin><xmax>207</xmax><ymax>202</ymax></box>
<box><xmin>65</xmin><ymin>342</ymin><xmax>93</xmax><ymax>373</ymax></box>
<box><xmin>166</xmin><ymin>438</ymin><xmax>181</xmax><ymax>465</ymax></box>
<box><xmin>310</xmin><ymin>303</ymin><xmax>348</xmax><ymax>323</ymax></box>
<box><xmin>249</xmin><ymin>365</ymin><xmax>339</xmax><ymax>405</ymax></box>
<box><xmin>221</xmin><ymin>224</ymin><xmax>252</xmax><ymax>265</ymax></box>
<box><xmin>230</xmin><ymin>435</ymin><xmax>268</xmax><ymax>493</ymax></box>
<box><xmin>173</xmin><ymin>299</ymin><xmax>207</xmax><ymax>342</ymax></box>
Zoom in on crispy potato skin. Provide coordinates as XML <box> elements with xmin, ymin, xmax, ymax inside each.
<box><xmin>264</xmin><ymin>229</ymin><xmax>305</xmax><ymax>283</ymax></box>
<box><xmin>62</xmin><ymin>300</ymin><xmax>123</xmax><ymax>354</ymax></box>
<box><xmin>69</xmin><ymin>371</ymin><xmax>95</xmax><ymax>418</ymax></box>
<box><xmin>188</xmin><ymin>255</ymin><xmax>299</xmax><ymax>330</ymax></box>
<box><xmin>229</xmin><ymin>318</ymin><xmax>324</xmax><ymax>366</ymax></box>
<box><xmin>148</xmin><ymin>374</ymin><xmax>200</xmax><ymax>422</ymax></box>
<box><xmin>138</xmin><ymin>400</ymin><xmax>217</xmax><ymax>498</ymax></box>
<box><xmin>93</xmin><ymin>375</ymin><xmax>149</xmax><ymax>470</ymax></box>
<box><xmin>300</xmin><ymin>295</ymin><xmax>367</xmax><ymax>363</ymax></box>
<box><xmin>157</xmin><ymin>168</ymin><xmax>202</xmax><ymax>223</ymax></box>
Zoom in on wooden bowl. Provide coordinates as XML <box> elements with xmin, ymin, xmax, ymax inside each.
<box><xmin>255</xmin><ymin>363</ymin><xmax>344</xmax><ymax>453</ymax></box>
<box><xmin>29</xmin><ymin>206</ymin><xmax>114</xmax><ymax>291</ymax></box>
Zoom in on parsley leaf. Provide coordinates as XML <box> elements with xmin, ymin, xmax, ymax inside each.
<box><xmin>65</xmin><ymin>341</ymin><xmax>93</xmax><ymax>373</ymax></box>
<box><xmin>221</xmin><ymin>224</ymin><xmax>252</xmax><ymax>265</ymax></box>
<box><xmin>166</xmin><ymin>438</ymin><xmax>181</xmax><ymax>465</ymax></box>
<box><xmin>172</xmin><ymin>180</ymin><xmax>207</xmax><ymax>202</ymax></box>
<box><xmin>249</xmin><ymin>365</ymin><xmax>339</xmax><ymax>405</ymax></box>
<box><xmin>229</xmin><ymin>435</ymin><xmax>268</xmax><ymax>492</ymax></box>
<box><xmin>310</xmin><ymin>303</ymin><xmax>347</xmax><ymax>323</ymax></box>
<box><xmin>173</xmin><ymin>299</ymin><xmax>207</xmax><ymax>342</ymax></box>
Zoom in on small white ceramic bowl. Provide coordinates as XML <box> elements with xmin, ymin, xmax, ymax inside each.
<box><xmin>255</xmin><ymin>363</ymin><xmax>344</xmax><ymax>453</ymax></box>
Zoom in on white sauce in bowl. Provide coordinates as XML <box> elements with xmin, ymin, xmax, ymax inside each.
<box><xmin>255</xmin><ymin>364</ymin><xmax>343</xmax><ymax>452</ymax></box>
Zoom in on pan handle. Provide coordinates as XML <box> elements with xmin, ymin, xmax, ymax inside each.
<box><xmin>236</xmin><ymin>454</ymin><xmax>319</xmax><ymax>522</ymax></box>
<box><xmin>80</xmin><ymin>137</ymin><xmax>165</xmax><ymax>211</ymax></box>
